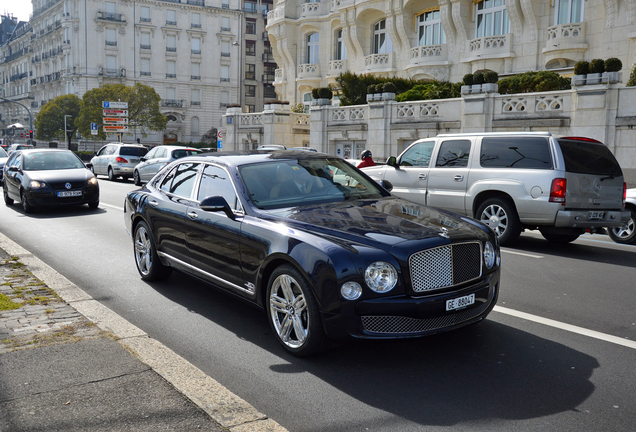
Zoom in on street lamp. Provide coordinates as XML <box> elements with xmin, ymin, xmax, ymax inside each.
<box><xmin>233</xmin><ymin>39</ymin><xmax>243</xmax><ymax>108</ymax></box>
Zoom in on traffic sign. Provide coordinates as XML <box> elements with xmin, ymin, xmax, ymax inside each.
<box><xmin>102</xmin><ymin>101</ymin><xmax>128</xmax><ymax>109</ymax></box>
<box><xmin>217</xmin><ymin>130</ymin><xmax>223</xmax><ymax>140</ymax></box>
<box><xmin>91</xmin><ymin>122</ymin><xmax>98</xmax><ymax>135</ymax></box>
<box><xmin>103</xmin><ymin>125</ymin><xmax>129</xmax><ymax>132</ymax></box>
<box><xmin>103</xmin><ymin>118</ymin><xmax>129</xmax><ymax>124</ymax></box>
<box><xmin>103</xmin><ymin>109</ymin><xmax>128</xmax><ymax>116</ymax></box>
<box><xmin>218</xmin><ymin>140</ymin><xmax>222</xmax><ymax>149</ymax></box>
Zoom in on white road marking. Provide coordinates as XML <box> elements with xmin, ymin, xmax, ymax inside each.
<box><xmin>100</xmin><ymin>202</ymin><xmax>122</xmax><ymax>211</ymax></box>
<box><xmin>501</xmin><ymin>249</ymin><xmax>543</xmax><ymax>259</ymax></box>
<box><xmin>494</xmin><ymin>305</ymin><xmax>636</xmax><ymax>350</ymax></box>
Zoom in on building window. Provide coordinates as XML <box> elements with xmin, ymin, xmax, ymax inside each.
<box><xmin>475</xmin><ymin>0</ymin><xmax>509</xmax><ymax>38</ymax></box>
<box><xmin>246</xmin><ymin>40</ymin><xmax>256</xmax><ymax>56</ymax></box>
<box><xmin>191</xmin><ymin>117</ymin><xmax>200</xmax><ymax>136</ymax></box>
<box><xmin>166</xmin><ymin>10</ymin><xmax>177</xmax><ymax>26</ymax></box>
<box><xmin>246</xmin><ymin>104</ymin><xmax>256</xmax><ymax>113</ymax></box>
<box><xmin>192</xmin><ymin>38</ymin><xmax>201</xmax><ymax>54</ymax></box>
<box><xmin>167</xmin><ymin>35</ymin><xmax>176</xmax><ymax>52</ymax></box>
<box><xmin>306</xmin><ymin>33</ymin><xmax>319</xmax><ymax>63</ymax></box>
<box><xmin>141</xmin><ymin>58</ymin><xmax>151</xmax><ymax>76</ymax></box>
<box><xmin>246</xmin><ymin>85</ymin><xmax>256</xmax><ymax>97</ymax></box>
<box><xmin>418</xmin><ymin>10</ymin><xmax>446</xmax><ymax>46</ymax></box>
<box><xmin>192</xmin><ymin>13</ymin><xmax>201</xmax><ymax>28</ymax></box>
<box><xmin>302</xmin><ymin>92</ymin><xmax>312</xmax><ymax>113</ymax></box>
<box><xmin>221</xmin><ymin>41</ymin><xmax>230</xmax><ymax>57</ymax></box>
<box><xmin>106</xmin><ymin>55</ymin><xmax>117</xmax><ymax>75</ymax></box>
<box><xmin>220</xmin><ymin>91</ymin><xmax>229</xmax><ymax>107</ymax></box>
<box><xmin>245</xmin><ymin>2</ymin><xmax>258</xmax><ymax>13</ymax></box>
<box><xmin>221</xmin><ymin>65</ymin><xmax>230</xmax><ymax>82</ymax></box>
<box><xmin>167</xmin><ymin>88</ymin><xmax>176</xmax><ymax>101</ymax></box>
<box><xmin>106</xmin><ymin>29</ymin><xmax>117</xmax><ymax>46</ymax></box>
<box><xmin>221</xmin><ymin>17</ymin><xmax>231</xmax><ymax>31</ymax></box>
<box><xmin>191</xmin><ymin>62</ymin><xmax>200</xmax><ymax>80</ymax></box>
<box><xmin>245</xmin><ymin>64</ymin><xmax>255</xmax><ymax>80</ymax></box>
<box><xmin>555</xmin><ymin>0</ymin><xmax>584</xmax><ymax>24</ymax></box>
<box><xmin>246</xmin><ymin>20</ymin><xmax>256</xmax><ymax>34</ymax></box>
<box><xmin>140</xmin><ymin>6</ymin><xmax>150</xmax><ymax>22</ymax></box>
<box><xmin>373</xmin><ymin>20</ymin><xmax>392</xmax><ymax>54</ymax></box>
<box><xmin>263</xmin><ymin>84</ymin><xmax>276</xmax><ymax>99</ymax></box>
<box><xmin>336</xmin><ymin>29</ymin><xmax>347</xmax><ymax>60</ymax></box>
<box><xmin>140</xmin><ymin>32</ymin><xmax>151</xmax><ymax>50</ymax></box>
<box><xmin>191</xmin><ymin>89</ymin><xmax>201</xmax><ymax>106</ymax></box>
<box><xmin>167</xmin><ymin>60</ymin><xmax>176</xmax><ymax>78</ymax></box>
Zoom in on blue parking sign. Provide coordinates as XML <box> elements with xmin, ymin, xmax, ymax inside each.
<box><xmin>218</xmin><ymin>140</ymin><xmax>222</xmax><ymax>149</ymax></box>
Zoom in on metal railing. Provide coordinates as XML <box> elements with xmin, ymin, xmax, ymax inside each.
<box><xmin>161</xmin><ymin>99</ymin><xmax>184</xmax><ymax>108</ymax></box>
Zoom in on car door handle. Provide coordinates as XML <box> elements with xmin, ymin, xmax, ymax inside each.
<box><xmin>187</xmin><ymin>211</ymin><xmax>198</xmax><ymax>219</ymax></box>
<box><xmin>418</xmin><ymin>173</ymin><xmax>427</xmax><ymax>180</ymax></box>
<box><xmin>454</xmin><ymin>175</ymin><xmax>464</xmax><ymax>182</ymax></box>
<box><xmin>149</xmin><ymin>200</ymin><xmax>159</xmax><ymax>207</ymax></box>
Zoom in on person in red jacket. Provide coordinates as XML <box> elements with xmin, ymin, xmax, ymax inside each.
<box><xmin>356</xmin><ymin>150</ymin><xmax>376</xmax><ymax>168</ymax></box>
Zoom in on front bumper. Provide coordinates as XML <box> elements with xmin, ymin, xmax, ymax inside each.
<box><xmin>27</xmin><ymin>187</ymin><xmax>99</xmax><ymax>207</ymax></box>
<box><xmin>322</xmin><ymin>271</ymin><xmax>500</xmax><ymax>341</ymax></box>
<box><xmin>554</xmin><ymin>209</ymin><xmax>630</xmax><ymax>228</ymax></box>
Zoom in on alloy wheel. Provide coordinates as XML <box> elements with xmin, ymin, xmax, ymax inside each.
<box><xmin>269</xmin><ymin>274</ymin><xmax>309</xmax><ymax>349</ymax></box>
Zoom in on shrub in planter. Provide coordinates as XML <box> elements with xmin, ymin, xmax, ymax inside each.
<box><xmin>574</xmin><ymin>61</ymin><xmax>589</xmax><ymax>76</ymax></box>
<box><xmin>383</xmin><ymin>82</ymin><xmax>397</xmax><ymax>93</ymax></box>
<box><xmin>318</xmin><ymin>87</ymin><xmax>333</xmax><ymax>99</ymax></box>
<box><xmin>627</xmin><ymin>64</ymin><xmax>636</xmax><ymax>87</ymax></box>
<box><xmin>484</xmin><ymin>71</ymin><xmax>498</xmax><ymax>83</ymax></box>
<box><xmin>589</xmin><ymin>59</ymin><xmax>605</xmax><ymax>74</ymax></box>
<box><xmin>367</xmin><ymin>84</ymin><xmax>377</xmax><ymax>94</ymax></box>
<box><xmin>463</xmin><ymin>74</ymin><xmax>474</xmax><ymax>86</ymax></box>
<box><xmin>311</xmin><ymin>88</ymin><xmax>320</xmax><ymax>99</ymax></box>
<box><xmin>227</xmin><ymin>104</ymin><xmax>241</xmax><ymax>108</ymax></box>
<box><xmin>498</xmin><ymin>71</ymin><xmax>571</xmax><ymax>94</ymax></box>
<box><xmin>375</xmin><ymin>83</ymin><xmax>385</xmax><ymax>94</ymax></box>
<box><xmin>473</xmin><ymin>72</ymin><xmax>485</xmax><ymax>85</ymax></box>
<box><xmin>605</xmin><ymin>58</ymin><xmax>622</xmax><ymax>72</ymax></box>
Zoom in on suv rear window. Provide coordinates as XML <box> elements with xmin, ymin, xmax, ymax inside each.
<box><xmin>120</xmin><ymin>146</ymin><xmax>148</xmax><ymax>157</ymax></box>
<box><xmin>557</xmin><ymin>139</ymin><xmax>622</xmax><ymax>176</ymax></box>
<box><xmin>480</xmin><ymin>137</ymin><xmax>552</xmax><ymax>169</ymax></box>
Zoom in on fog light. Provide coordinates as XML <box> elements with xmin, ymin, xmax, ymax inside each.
<box><xmin>341</xmin><ymin>282</ymin><xmax>362</xmax><ymax>300</ymax></box>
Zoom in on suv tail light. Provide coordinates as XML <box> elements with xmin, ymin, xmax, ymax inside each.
<box><xmin>116</xmin><ymin>157</ymin><xmax>129</xmax><ymax>163</ymax></box>
<box><xmin>623</xmin><ymin>182</ymin><xmax>627</xmax><ymax>207</ymax></box>
<box><xmin>550</xmin><ymin>178</ymin><xmax>567</xmax><ymax>204</ymax></box>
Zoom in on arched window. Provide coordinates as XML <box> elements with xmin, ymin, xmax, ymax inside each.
<box><xmin>475</xmin><ymin>0</ymin><xmax>509</xmax><ymax>38</ymax></box>
<box><xmin>306</xmin><ymin>33</ymin><xmax>319</xmax><ymax>64</ymax></box>
<box><xmin>191</xmin><ymin>116</ymin><xmax>200</xmax><ymax>137</ymax></box>
<box><xmin>335</xmin><ymin>29</ymin><xmax>347</xmax><ymax>60</ymax></box>
<box><xmin>302</xmin><ymin>92</ymin><xmax>312</xmax><ymax>113</ymax></box>
<box><xmin>417</xmin><ymin>10</ymin><xmax>446</xmax><ymax>46</ymax></box>
<box><xmin>555</xmin><ymin>0</ymin><xmax>584</xmax><ymax>24</ymax></box>
<box><xmin>373</xmin><ymin>20</ymin><xmax>392</xmax><ymax>54</ymax></box>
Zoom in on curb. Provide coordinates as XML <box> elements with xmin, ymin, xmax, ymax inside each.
<box><xmin>0</xmin><ymin>232</ymin><xmax>288</xmax><ymax>432</ymax></box>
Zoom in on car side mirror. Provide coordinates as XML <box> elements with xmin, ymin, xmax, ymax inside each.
<box><xmin>379</xmin><ymin>179</ymin><xmax>393</xmax><ymax>192</ymax></box>
<box><xmin>140</xmin><ymin>157</ymin><xmax>147</xmax><ymax>162</ymax></box>
<box><xmin>7</xmin><ymin>166</ymin><xmax>19</xmax><ymax>173</ymax></box>
<box><xmin>200</xmin><ymin>196</ymin><xmax>235</xmax><ymax>220</ymax></box>
<box><xmin>386</xmin><ymin>156</ymin><xmax>398</xmax><ymax>168</ymax></box>
<box><xmin>85</xmin><ymin>163</ymin><xmax>93</xmax><ymax>169</ymax></box>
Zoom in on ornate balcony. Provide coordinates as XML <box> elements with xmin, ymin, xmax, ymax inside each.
<box><xmin>364</xmin><ymin>52</ymin><xmax>395</xmax><ymax>74</ymax></box>
<box><xmin>327</xmin><ymin>60</ymin><xmax>348</xmax><ymax>78</ymax></box>
<box><xmin>297</xmin><ymin>63</ymin><xmax>321</xmax><ymax>81</ymax></box>
<box><xmin>464</xmin><ymin>34</ymin><xmax>513</xmax><ymax>64</ymax></box>
<box><xmin>542</xmin><ymin>22</ymin><xmax>588</xmax><ymax>65</ymax></box>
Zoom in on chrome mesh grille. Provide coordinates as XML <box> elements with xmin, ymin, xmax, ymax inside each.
<box><xmin>361</xmin><ymin>289</ymin><xmax>494</xmax><ymax>334</ymax></box>
<box><xmin>409</xmin><ymin>242</ymin><xmax>482</xmax><ymax>292</ymax></box>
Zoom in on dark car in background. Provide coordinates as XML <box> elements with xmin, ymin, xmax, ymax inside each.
<box><xmin>3</xmin><ymin>149</ymin><xmax>99</xmax><ymax>213</ymax></box>
<box><xmin>124</xmin><ymin>151</ymin><xmax>501</xmax><ymax>356</ymax></box>
<box><xmin>133</xmin><ymin>145</ymin><xmax>202</xmax><ymax>185</ymax></box>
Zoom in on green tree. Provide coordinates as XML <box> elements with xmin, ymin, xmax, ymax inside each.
<box><xmin>34</xmin><ymin>94</ymin><xmax>81</xmax><ymax>141</ymax></box>
<box><xmin>77</xmin><ymin>83</ymin><xmax>167</xmax><ymax>141</ymax></box>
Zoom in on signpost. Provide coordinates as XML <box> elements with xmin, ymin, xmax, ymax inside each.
<box><xmin>91</xmin><ymin>123</ymin><xmax>98</xmax><ymax>136</ymax></box>
<box><xmin>102</xmin><ymin>102</ymin><xmax>129</xmax><ymax>141</ymax></box>
<box><xmin>217</xmin><ymin>130</ymin><xmax>223</xmax><ymax>150</ymax></box>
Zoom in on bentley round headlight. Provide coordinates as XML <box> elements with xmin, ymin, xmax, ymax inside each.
<box><xmin>341</xmin><ymin>282</ymin><xmax>362</xmax><ymax>300</ymax></box>
<box><xmin>364</xmin><ymin>261</ymin><xmax>397</xmax><ymax>293</ymax></box>
<box><xmin>483</xmin><ymin>241</ymin><xmax>496</xmax><ymax>269</ymax></box>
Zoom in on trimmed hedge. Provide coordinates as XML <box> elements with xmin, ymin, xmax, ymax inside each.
<box><xmin>497</xmin><ymin>71</ymin><xmax>571</xmax><ymax>94</ymax></box>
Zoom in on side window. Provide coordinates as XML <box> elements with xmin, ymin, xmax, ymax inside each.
<box><xmin>198</xmin><ymin>164</ymin><xmax>240</xmax><ymax>211</ymax></box>
<box><xmin>156</xmin><ymin>148</ymin><xmax>167</xmax><ymax>158</ymax></box>
<box><xmin>160</xmin><ymin>165</ymin><xmax>178</xmax><ymax>192</ymax></box>
<box><xmin>106</xmin><ymin>145</ymin><xmax>116</xmax><ymax>156</ymax></box>
<box><xmin>9</xmin><ymin>153</ymin><xmax>21</xmax><ymax>168</ymax></box>
<box><xmin>400</xmin><ymin>141</ymin><xmax>435</xmax><ymax>167</ymax></box>
<box><xmin>170</xmin><ymin>163</ymin><xmax>200</xmax><ymax>197</ymax></box>
<box><xmin>144</xmin><ymin>147</ymin><xmax>158</xmax><ymax>159</ymax></box>
<box><xmin>435</xmin><ymin>140</ymin><xmax>471</xmax><ymax>167</ymax></box>
<box><xmin>97</xmin><ymin>146</ymin><xmax>107</xmax><ymax>156</ymax></box>
<box><xmin>480</xmin><ymin>137</ymin><xmax>552</xmax><ymax>169</ymax></box>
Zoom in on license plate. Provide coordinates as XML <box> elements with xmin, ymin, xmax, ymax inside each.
<box><xmin>446</xmin><ymin>294</ymin><xmax>475</xmax><ymax>311</ymax></box>
<box><xmin>588</xmin><ymin>211</ymin><xmax>604</xmax><ymax>220</ymax></box>
<box><xmin>57</xmin><ymin>190</ymin><xmax>82</xmax><ymax>197</ymax></box>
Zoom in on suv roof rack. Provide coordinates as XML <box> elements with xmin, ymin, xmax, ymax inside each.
<box><xmin>436</xmin><ymin>132</ymin><xmax>552</xmax><ymax>137</ymax></box>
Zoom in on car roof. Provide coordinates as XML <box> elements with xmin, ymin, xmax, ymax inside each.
<box><xmin>13</xmin><ymin>148</ymin><xmax>74</xmax><ymax>155</ymax></box>
<box><xmin>177</xmin><ymin>150</ymin><xmax>338</xmax><ymax>168</ymax></box>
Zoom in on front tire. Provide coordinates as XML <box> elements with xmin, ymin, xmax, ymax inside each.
<box><xmin>266</xmin><ymin>265</ymin><xmax>327</xmax><ymax>357</ymax></box>
<box><xmin>476</xmin><ymin>197</ymin><xmax>522</xmax><ymax>246</ymax></box>
<box><xmin>4</xmin><ymin>186</ymin><xmax>13</xmax><ymax>205</ymax></box>
<box><xmin>88</xmin><ymin>201</ymin><xmax>99</xmax><ymax>210</ymax></box>
<box><xmin>133</xmin><ymin>170</ymin><xmax>142</xmax><ymax>186</ymax></box>
<box><xmin>21</xmin><ymin>189</ymin><xmax>34</xmax><ymax>213</ymax></box>
<box><xmin>133</xmin><ymin>221</ymin><xmax>172</xmax><ymax>281</ymax></box>
<box><xmin>608</xmin><ymin>210</ymin><xmax>636</xmax><ymax>245</ymax></box>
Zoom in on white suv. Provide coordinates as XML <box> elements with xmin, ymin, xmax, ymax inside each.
<box><xmin>363</xmin><ymin>132</ymin><xmax>629</xmax><ymax>245</ymax></box>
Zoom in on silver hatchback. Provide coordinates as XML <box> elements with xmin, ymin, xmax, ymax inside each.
<box><xmin>363</xmin><ymin>132</ymin><xmax>629</xmax><ymax>245</ymax></box>
<box><xmin>133</xmin><ymin>145</ymin><xmax>202</xmax><ymax>185</ymax></box>
<box><xmin>90</xmin><ymin>143</ymin><xmax>148</xmax><ymax>181</ymax></box>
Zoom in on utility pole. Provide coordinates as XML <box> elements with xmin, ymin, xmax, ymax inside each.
<box><xmin>64</xmin><ymin>114</ymin><xmax>72</xmax><ymax>149</ymax></box>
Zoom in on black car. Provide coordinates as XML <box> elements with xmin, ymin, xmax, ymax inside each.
<box><xmin>124</xmin><ymin>151</ymin><xmax>501</xmax><ymax>356</ymax></box>
<box><xmin>3</xmin><ymin>149</ymin><xmax>99</xmax><ymax>213</ymax></box>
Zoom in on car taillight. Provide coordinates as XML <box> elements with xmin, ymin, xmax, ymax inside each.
<box><xmin>116</xmin><ymin>157</ymin><xmax>128</xmax><ymax>163</ymax></box>
<box><xmin>550</xmin><ymin>178</ymin><xmax>567</xmax><ymax>204</ymax></box>
<box><xmin>623</xmin><ymin>182</ymin><xmax>627</xmax><ymax>207</ymax></box>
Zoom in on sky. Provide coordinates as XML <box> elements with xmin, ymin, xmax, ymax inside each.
<box><xmin>1</xmin><ymin>0</ymin><xmax>32</xmax><ymax>22</ymax></box>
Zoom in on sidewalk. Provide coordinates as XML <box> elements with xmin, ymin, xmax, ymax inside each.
<box><xmin>0</xmin><ymin>237</ymin><xmax>287</xmax><ymax>432</ymax></box>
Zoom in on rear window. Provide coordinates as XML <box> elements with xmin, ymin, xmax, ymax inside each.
<box><xmin>557</xmin><ymin>139</ymin><xmax>622</xmax><ymax>176</ymax></box>
<box><xmin>119</xmin><ymin>146</ymin><xmax>148</xmax><ymax>157</ymax></box>
<box><xmin>480</xmin><ymin>137</ymin><xmax>552</xmax><ymax>169</ymax></box>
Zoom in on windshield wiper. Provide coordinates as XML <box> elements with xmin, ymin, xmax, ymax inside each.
<box><xmin>600</xmin><ymin>174</ymin><xmax>616</xmax><ymax>181</ymax></box>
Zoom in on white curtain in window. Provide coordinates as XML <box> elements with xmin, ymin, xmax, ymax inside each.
<box><xmin>336</xmin><ymin>29</ymin><xmax>347</xmax><ymax>60</ymax></box>
<box><xmin>373</xmin><ymin>20</ymin><xmax>392</xmax><ymax>54</ymax></box>
<box><xmin>306</xmin><ymin>33</ymin><xmax>319</xmax><ymax>63</ymax></box>
<box><xmin>556</xmin><ymin>0</ymin><xmax>583</xmax><ymax>24</ymax></box>
<box><xmin>418</xmin><ymin>11</ymin><xmax>446</xmax><ymax>46</ymax></box>
<box><xmin>167</xmin><ymin>61</ymin><xmax>176</xmax><ymax>74</ymax></box>
<box><xmin>191</xmin><ymin>117</ymin><xmax>200</xmax><ymax>136</ymax></box>
<box><xmin>475</xmin><ymin>0</ymin><xmax>509</xmax><ymax>38</ymax></box>
<box><xmin>167</xmin><ymin>88</ymin><xmax>176</xmax><ymax>99</ymax></box>
<box><xmin>192</xmin><ymin>63</ymin><xmax>200</xmax><ymax>76</ymax></box>
<box><xmin>140</xmin><ymin>7</ymin><xmax>150</xmax><ymax>19</ymax></box>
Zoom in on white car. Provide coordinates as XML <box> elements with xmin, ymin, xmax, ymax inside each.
<box><xmin>608</xmin><ymin>188</ymin><xmax>636</xmax><ymax>244</ymax></box>
<box><xmin>133</xmin><ymin>146</ymin><xmax>202</xmax><ymax>185</ymax></box>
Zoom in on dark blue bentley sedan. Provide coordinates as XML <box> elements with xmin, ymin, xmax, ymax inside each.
<box><xmin>124</xmin><ymin>151</ymin><xmax>501</xmax><ymax>356</ymax></box>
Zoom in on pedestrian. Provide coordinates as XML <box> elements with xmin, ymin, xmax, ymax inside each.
<box><xmin>357</xmin><ymin>150</ymin><xmax>376</xmax><ymax>168</ymax></box>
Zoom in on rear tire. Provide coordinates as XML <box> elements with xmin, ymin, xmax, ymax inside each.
<box><xmin>539</xmin><ymin>229</ymin><xmax>581</xmax><ymax>244</ymax></box>
<box><xmin>476</xmin><ymin>197</ymin><xmax>522</xmax><ymax>246</ymax></box>
<box><xmin>133</xmin><ymin>170</ymin><xmax>142</xmax><ymax>186</ymax></box>
<box><xmin>107</xmin><ymin>167</ymin><xmax>117</xmax><ymax>181</ymax></box>
<box><xmin>133</xmin><ymin>221</ymin><xmax>172</xmax><ymax>281</ymax></box>
<box><xmin>607</xmin><ymin>209</ymin><xmax>636</xmax><ymax>245</ymax></box>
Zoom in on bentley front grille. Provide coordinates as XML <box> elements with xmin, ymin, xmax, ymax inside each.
<box><xmin>409</xmin><ymin>242</ymin><xmax>482</xmax><ymax>292</ymax></box>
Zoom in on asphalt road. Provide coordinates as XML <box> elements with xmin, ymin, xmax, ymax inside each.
<box><xmin>1</xmin><ymin>177</ymin><xmax>635</xmax><ymax>432</ymax></box>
